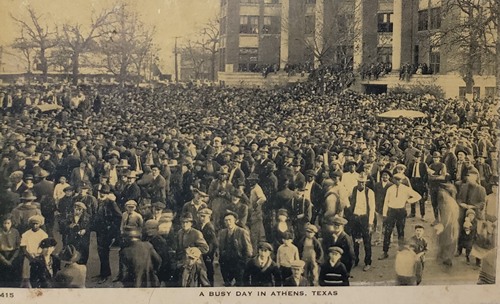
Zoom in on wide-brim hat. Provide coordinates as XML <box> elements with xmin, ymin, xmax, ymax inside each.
<box><xmin>21</xmin><ymin>190</ymin><xmax>37</xmax><ymax>201</ymax></box>
<box><xmin>186</xmin><ymin>247</ymin><xmax>202</xmax><ymax>259</ymax></box>
<box><xmin>247</xmin><ymin>173</ymin><xmax>260</xmax><ymax>181</ymax></box>
<box><xmin>35</xmin><ymin>170</ymin><xmax>50</xmax><ymax>178</ymax></box>
<box><xmin>63</xmin><ymin>185</ymin><xmax>75</xmax><ymax>192</ymax></box>
<box><xmin>39</xmin><ymin>237</ymin><xmax>57</xmax><ymax>248</ymax></box>
<box><xmin>59</xmin><ymin>245</ymin><xmax>80</xmax><ymax>263</ymax></box>
<box><xmin>380</xmin><ymin>169</ymin><xmax>393</xmax><ymax>177</ymax></box>
<box><xmin>74</xmin><ymin>202</ymin><xmax>87</xmax><ymax>210</ymax></box>
<box><xmin>122</xmin><ymin>227</ymin><xmax>142</xmax><ymax>238</ymax></box>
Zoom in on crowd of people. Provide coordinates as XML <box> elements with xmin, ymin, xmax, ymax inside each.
<box><xmin>0</xmin><ymin>71</ymin><xmax>498</xmax><ymax>288</ymax></box>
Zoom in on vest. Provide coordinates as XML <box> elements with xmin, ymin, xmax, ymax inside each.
<box><xmin>350</xmin><ymin>188</ymin><xmax>371</xmax><ymax>216</ymax></box>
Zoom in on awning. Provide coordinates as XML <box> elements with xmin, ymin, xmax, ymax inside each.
<box><xmin>378</xmin><ymin>110</ymin><xmax>427</xmax><ymax>119</ymax></box>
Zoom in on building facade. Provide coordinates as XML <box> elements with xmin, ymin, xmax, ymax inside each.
<box><xmin>219</xmin><ymin>0</ymin><xmax>497</xmax><ymax>98</ymax></box>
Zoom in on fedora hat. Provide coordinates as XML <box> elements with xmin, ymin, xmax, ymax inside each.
<box><xmin>117</xmin><ymin>159</ymin><xmax>130</xmax><ymax>168</ymax></box>
<box><xmin>59</xmin><ymin>245</ymin><xmax>80</xmax><ymax>263</ymax></box>
<box><xmin>21</xmin><ymin>190</ymin><xmax>37</xmax><ymax>201</ymax></box>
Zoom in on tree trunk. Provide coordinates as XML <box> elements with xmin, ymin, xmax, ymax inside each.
<box><xmin>210</xmin><ymin>53</ymin><xmax>216</xmax><ymax>81</ymax></box>
<box><xmin>40</xmin><ymin>48</ymin><xmax>48</xmax><ymax>82</ymax></box>
<box><xmin>71</xmin><ymin>52</ymin><xmax>80</xmax><ymax>86</ymax></box>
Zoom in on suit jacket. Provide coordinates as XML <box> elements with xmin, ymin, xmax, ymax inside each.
<box><xmin>218</xmin><ymin>226</ymin><xmax>253</xmax><ymax>262</ymax></box>
<box><xmin>406</xmin><ymin>161</ymin><xmax>428</xmax><ymax>182</ymax></box>
<box><xmin>120</xmin><ymin>240</ymin><xmax>162</xmax><ymax>287</ymax></box>
<box><xmin>174</xmin><ymin>262</ymin><xmax>210</xmax><ymax>287</ymax></box>
<box><xmin>243</xmin><ymin>257</ymin><xmax>282</xmax><ymax>286</ymax></box>
<box><xmin>176</xmin><ymin>228</ymin><xmax>209</xmax><ymax>260</ymax></box>
<box><xmin>146</xmin><ymin>175</ymin><xmax>167</xmax><ymax>203</ymax></box>
<box><xmin>33</xmin><ymin>180</ymin><xmax>56</xmax><ymax>218</ymax></box>
<box><xmin>321</xmin><ymin>231</ymin><xmax>355</xmax><ymax>272</ymax></box>
<box><xmin>373</xmin><ymin>181</ymin><xmax>393</xmax><ymax>214</ymax></box>
<box><xmin>457</xmin><ymin>182</ymin><xmax>487</xmax><ymax>215</ymax></box>
<box><xmin>30</xmin><ymin>255</ymin><xmax>61</xmax><ymax>288</ymax></box>
<box><xmin>117</xmin><ymin>183</ymin><xmax>141</xmax><ymax>208</ymax></box>
<box><xmin>70</xmin><ymin>167</ymin><xmax>93</xmax><ymax>188</ymax></box>
<box><xmin>199</xmin><ymin>222</ymin><xmax>218</xmax><ymax>258</ymax></box>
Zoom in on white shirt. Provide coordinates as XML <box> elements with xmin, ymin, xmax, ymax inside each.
<box><xmin>249</xmin><ymin>184</ymin><xmax>266</xmax><ymax>205</ymax></box>
<box><xmin>383</xmin><ymin>184</ymin><xmax>422</xmax><ymax>216</ymax></box>
<box><xmin>342</xmin><ymin>172</ymin><xmax>359</xmax><ymax>196</ymax></box>
<box><xmin>353</xmin><ymin>188</ymin><xmax>376</xmax><ymax>225</ymax></box>
<box><xmin>54</xmin><ymin>182</ymin><xmax>69</xmax><ymax>202</ymax></box>
<box><xmin>21</xmin><ymin>229</ymin><xmax>48</xmax><ymax>255</ymax></box>
<box><xmin>304</xmin><ymin>181</ymin><xmax>314</xmax><ymax>202</ymax></box>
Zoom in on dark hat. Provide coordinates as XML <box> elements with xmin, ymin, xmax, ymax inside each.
<box><xmin>414</xmin><ymin>225</ymin><xmax>424</xmax><ymax>230</ymax></box>
<box><xmin>63</xmin><ymin>185</ymin><xmax>75</xmax><ymax>192</ymax></box>
<box><xmin>257</xmin><ymin>242</ymin><xmax>273</xmax><ymax>251</ymax></box>
<box><xmin>152</xmin><ymin>202</ymin><xmax>166</xmax><ymax>209</ymax></box>
<box><xmin>223</xmin><ymin>210</ymin><xmax>239</xmax><ymax>220</ymax></box>
<box><xmin>455</xmin><ymin>149</ymin><xmax>467</xmax><ymax>156</ymax></box>
<box><xmin>21</xmin><ymin>190</ymin><xmax>37</xmax><ymax>201</ymax></box>
<box><xmin>59</xmin><ymin>245</ymin><xmax>80</xmax><ymax>263</ymax></box>
<box><xmin>36</xmin><ymin>170</ymin><xmax>50</xmax><ymax>178</ymax></box>
<box><xmin>292</xmin><ymin>159</ymin><xmax>302</xmax><ymax>167</ymax></box>
<box><xmin>265</xmin><ymin>161</ymin><xmax>277</xmax><ymax>171</ymax></box>
<box><xmin>305</xmin><ymin>169</ymin><xmax>316</xmax><ymax>177</ymax></box>
<box><xmin>328</xmin><ymin>246</ymin><xmax>344</xmax><ymax>255</ymax></box>
<box><xmin>247</xmin><ymin>173</ymin><xmax>260</xmax><ymax>181</ymax></box>
<box><xmin>432</xmin><ymin>151</ymin><xmax>441</xmax><ymax>158</ymax></box>
<box><xmin>24</xmin><ymin>174</ymin><xmax>34</xmax><ymax>181</ymax></box>
<box><xmin>39</xmin><ymin>237</ymin><xmax>57</xmax><ymax>248</ymax></box>
<box><xmin>305</xmin><ymin>223</ymin><xmax>318</xmax><ymax>233</ymax></box>
<box><xmin>80</xmin><ymin>183</ymin><xmax>91</xmax><ymax>190</ymax></box>
<box><xmin>100</xmin><ymin>185</ymin><xmax>111</xmax><ymax>194</ymax></box>
<box><xmin>122</xmin><ymin>227</ymin><xmax>142</xmax><ymax>238</ymax></box>
<box><xmin>381</xmin><ymin>169</ymin><xmax>393</xmax><ymax>177</ymax></box>
<box><xmin>345</xmin><ymin>160</ymin><xmax>357</xmax><ymax>167</ymax></box>
<box><xmin>180</xmin><ymin>213</ymin><xmax>194</xmax><ymax>222</ymax></box>
<box><xmin>325</xmin><ymin>215</ymin><xmax>348</xmax><ymax>226</ymax></box>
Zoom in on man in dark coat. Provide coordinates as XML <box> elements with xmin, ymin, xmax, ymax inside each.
<box><xmin>406</xmin><ymin>151</ymin><xmax>428</xmax><ymax>219</ymax></box>
<box><xmin>243</xmin><ymin>242</ymin><xmax>281</xmax><ymax>286</ymax></box>
<box><xmin>143</xmin><ymin>219</ymin><xmax>171</xmax><ymax>286</ymax></box>
<box><xmin>218</xmin><ymin>211</ymin><xmax>253</xmax><ymax>286</ymax></box>
<box><xmin>176</xmin><ymin>213</ymin><xmax>209</xmax><ymax>263</ymax></box>
<box><xmin>197</xmin><ymin>208</ymin><xmax>218</xmax><ymax>286</ymax></box>
<box><xmin>120</xmin><ymin>227</ymin><xmax>162</xmax><ymax>288</ymax></box>
<box><xmin>30</xmin><ymin>238</ymin><xmax>61</xmax><ymax>288</ymax></box>
<box><xmin>117</xmin><ymin>171</ymin><xmax>141</xmax><ymax>210</ymax></box>
<box><xmin>174</xmin><ymin>247</ymin><xmax>210</xmax><ymax>287</ymax></box>
<box><xmin>33</xmin><ymin>170</ymin><xmax>56</xmax><ymax>236</ymax></box>
<box><xmin>321</xmin><ymin>215</ymin><xmax>355</xmax><ymax>275</ymax></box>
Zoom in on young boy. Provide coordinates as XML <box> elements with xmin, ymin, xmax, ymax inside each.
<box><xmin>175</xmin><ymin>247</ymin><xmax>210</xmax><ymax>287</ymax></box>
<box><xmin>409</xmin><ymin>225</ymin><xmax>428</xmax><ymax>285</ymax></box>
<box><xmin>457</xmin><ymin>218</ymin><xmax>476</xmax><ymax>264</ymax></box>
<box><xmin>276</xmin><ymin>231</ymin><xmax>299</xmax><ymax>280</ymax></box>
<box><xmin>120</xmin><ymin>200</ymin><xmax>144</xmax><ymax>234</ymax></box>
<box><xmin>20</xmin><ymin>215</ymin><xmax>48</xmax><ymax>287</ymax></box>
<box><xmin>297</xmin><ymin>223</ymin><xmax>323</xmax><ymax>286</ymax></box>
<box><xmin>284</xmin><ymin>259</ymin><xmax>309</xmax><ymax>286</ymax></box>
<box><xmin>319</xmin><ymin>246</ymin><xmax>349</xmax><ymax>286</ymax></box>
<box><xmin>394</xmin><ymin>239</ymin><xmax>423</xmax><ymax>286</ymax></box>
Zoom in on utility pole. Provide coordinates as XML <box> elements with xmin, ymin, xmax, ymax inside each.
<box><xmin>174</xmin><ymin>36</ymin><xmax>180</xmax><ymax>83</ymax></box>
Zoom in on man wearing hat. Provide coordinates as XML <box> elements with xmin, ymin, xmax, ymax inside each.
<box><xmin>406</xmin><ymin>151</ymin><xmax>428</xmax><ymax>220</ymax></box>
<box><xmin>75</xmin><ymin>183</ymin><xmax>98</xmax><ymax>220</ymax></box>
<box><xmin>207</xmin><ymin>165</ymin><xmax>234</xmax><ymax>230</ymax></box>
<box><xmin>11</xmin><ymin>190</ymin><xmax>42</xmax><ymax>234</ymax></box>
<box><xmin>218</xmin><ymin>211</ymin><xmax>253</xmax><ymax>287</ymax></box>
<box><xmin>20</xmin><ymin>215</ymin><xmax>48</xmax><ymax>287</ymax></box>
<box><xmin>175</xmin><ymin>247</ymin><xmax>210</xmax><ymax>287</ymax></box>
<box><xmin>319</xmin><ymin>246</ymin><xmax>349</xmax><ymax>286</ymax></box>
<box><xmin>182</xmin><ymin>188</ymin><xmax>209</xmax><ymax>228</ymax></box>
<box><xmin>243</xmin><ymin>242</ymin><xmax>281</xmax><ymax>286</ymax></box>
<box><xmin>53</xmin><ymin>245</ymin><xmax>87</xmax><ymax>288</ymax></box>
<box><xmin>454</xmin><ymin>150</ymin><xmax>470</xmax><ymax>184</ymax></box>
<box><xmin>259</xmin><ymin>162</ymin><xmax>279</xmax><ymax>238</ymax></box>
<box><xmin>93</xmin><ymin>185</ymin><xmax>122</xmax><ymax>284</ymax></box>
<box><xmin>348</xmin><ymin>173</ymin><xmax>375</xmax><ymax>271</ymax></box>
<box><xmin>120</xmin><ymin>200</ymin><xmax>144</xmax><ymax>235</ymax></box>
<box><xmin>33</xmin><ymin>170</ymin><xmax>56</xmax><ymax>236</ymax></box>
<box><xmin>116</xmin><ymin>171</ymin><xmax>141</xmax><ymax>211</ymax></box>
<box><xmin>380</xmin><ymin>173</ymin><xmax>422</xmax><ymax>260</ymax></box>
<box><xmin>143</xmin><ymin>219</ymin><xmax>171</xmax><ymax>286</ymax></box>
<box><xmin>70</xmin><ymin>161</ymin><xmax>93</xmax><ymax>190</ymax></box>
<box><xmin>456</xmin><ymin>170</ymin><xmax>487</xmax><ymax>223</ymax></box>
<box><xmin>119</xmin><ymin>227</ymin><xmax>162</xmax><ymax>287</ymax></box>
<box><xmin>197</xmin><ymin>208</ymin><xmax>217</xmax><ymax>286</ymax></box>
<box><xmin>62</xmin><ymin>202</ymin><xmax>90</xmax><ymax>265</ymax></box>
<box><xmin>247</xmin><ymin>173</ymin><xmax>267</xmax><ymax>251</ymax></box>
<box><xmin>29</xmin><ymin>237</ymin><xmax>60</xmax><ymax>288</ymax></box>
<box><xmin>145</xmin><ymin>166</ymin><xmax>167</xmax><ymax>206</ymax></box>
<box><xmin>9</xmin><ymin>171</ymin><xmax>27</xmax><ymax>195</ymax></box>
<box><xmin>373</xmin><ymin>170</ymin><xmax>393</xmax><ymax>245</ymax></box>
<box><xmin>176</xmin><ymin>213</ymin><xmax>209</xmax><ymax>263</ymax></box>
<box><xmin>321</xmin><ymin>215</ymin><xmax>355</xmax><ymax>274</ymax></box>
<box><xmin>427</xmin><ymin>151</ymin><xmax>448</xmax><ymax>224</ymax></box>
<box><xmin>283</xmin><ymin>259</ymin><xmax>309</xmax><ymax>286</ymax></box>
<box><xmin>304</xmin><ymin>169</ymin><xmax>324</xmax><ymax>225</ymax></box>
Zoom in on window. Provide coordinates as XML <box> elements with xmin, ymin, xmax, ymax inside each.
<box><xmin>429</xmin><ymin>52</ymin><xmax>440</xmax><ymax>74</ymax></box>
<box><xmin>338</xmin><ymin>14</ymin><xmax>353</xmax><ymax>33</ymax></box>
<box><xmin>459</xmin><ymin>87</ymin><xmax>481</xmax><ymax>100</ymax></box>
<box><xmin>430</xmin><ymin>7</ymin><xmax>441</xmax><ymax>29</ymax></box>
<box><xmin>262</xmin><ymin>16</ymin><xmax>280</xmax><ymax>34</ymax></box>
<box><xmin>418</xmin><ymin>10</ymin><xmax>428</xmax><ymax>31</ymax></box>
<box><xmin>377</xmin><ymin>13</ymin><xmax>393</xmax><ymax>32</ymax></box>
<box><xmin>485</xmin><ymin>87</ymin><xmax>497</xmax><ymax>98</ymax></box>
<box><xmin>220</xmin><ymin>17</ymin><xmax>226</xmax><ymax>35</ymax></box>
<box><xmin>241</xmin><ymin>0</ymin><xmax>259</xmax><ymax>3</ymax></box>
<box><xmin>240</xmin><ymin>16</ymin><xmax>259</xmax><ymax>34</ymax></box>
<box><xmin>377</xmin><ymin>47</ymin><xmax>392</xmax><ymax>64</ymax></box>
<box><xmin>264</xmin><ymin>0</ymin><xmax>281</xmax><ymax>3</ymax></box>
<box><xmin>305</xmin><ymin>15</ymin><xmax>315</xmax><ymax>35</ymax></box>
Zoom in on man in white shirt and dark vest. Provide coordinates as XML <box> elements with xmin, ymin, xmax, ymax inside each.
<box><xmin>379</xmin><ymin>173</ymin><xmax>422</xmax><ymax>260</ymax></box>
<box><xmin>348</xmin><ymin>173</ymin><xmax>375</xmax><ymax>271</ymax></box>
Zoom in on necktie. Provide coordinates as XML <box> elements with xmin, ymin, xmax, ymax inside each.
<box><xmin>125</xmin><ymin>214</ymin><xmax>130</xmax><ymax>226</ymax></box>
<box><xmin>396</xmin><ymin>186</ymin><xmax>399</xmax><ymax>198</ymax></box>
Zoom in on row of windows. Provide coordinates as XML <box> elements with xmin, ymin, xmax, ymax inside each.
<box><xmin>458</xmin><ymin>87</ymin><xmax>497</xmax><ymax>100</ymax></box>
<box><xmin>418</xmin><ymin>7</ymin><xmax>441</xmax><ymax>31</ymax></box>
<box><xmin>240</xmin><ymin>15</ymin><xmax>281</xmax><ymax>34</ymax></box>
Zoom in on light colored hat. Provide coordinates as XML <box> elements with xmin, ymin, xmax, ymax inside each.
<box><xmin>290</xmin><ymin>260</ymin><xmax>306</xmax><ymax>269</ymax></box>
<box><xmin>198</xmin><ymin>208</ymin><xmax>212</xmax><ymax>216</ymax></box>
<box><xmin>28</xmin><ymin>215</ymin><xmax>45</xmax><ymax>225</ymax></box>
<box><xmin>145</xmin><ymin>219</ymin><xmax>159</xmax><ymax>229</ymax></box>
<box><xmin>125</xmin><ymin>200</ymin><xmax>138</xmax><ymax>207</ymax></box>
<box><xmin>186</xmin><ymin>247</ymin><xmax>202</xmax><ymax>259</ymax></box>
<box><xmin>74</xmin><ymin>202</ymin><xmax>87</xmax><ymax>210</ymax></box>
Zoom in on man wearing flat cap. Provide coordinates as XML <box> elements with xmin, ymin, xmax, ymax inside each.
<box><xmin>176</xmin><ymin>213</ymin><xmax>209</xmax><ymax>264</ymax></box>
<box><xmin>321</xmin><ymin>215</ymin><xmax>355</xmax><ymax>274</ymax></box>
<box><xmin>243</xmin><ymin>241</ymin><xmax>282</xmax><ymax>287</ymax></box>
<box><xmin>175</xmin><ymin>247</ymin><xmax>210</xmax><ymax>287</ymax></box>
<box><xmin>197</xmin><ymin>208</ymin><xmax>218</xmax><ymax>286</ymax></box>
<box><xmin>119</xmin><ymin>227</ymin><xmax>162</xmax><ymax>287</ymax></box>
<box><xmin>319</xmin><ymin>246</ymin><xmax>349</xmax><ymax>286</ymax></box>
<box><xmin>62</xmin><ymin>202</ymin><xmax>90</xmax><ymax>265</ymax></box>
<box><xmin>218</xmin><ymin>211</ymin><xmax>253</xmax><ymax>286</ymax></box>
<box><xmin>283</xmin><ymin>259</ymin><xmax>309</xmax><ymax>286</ymax></box>
<box><xmin>380</xmin><ymin>173</ymin><xmax>422</xmax><ymax>260</ymax></box>
<box><xmin>182</xmin><ymin>188</ymin><xmax>209</xmax><ymax>228</ymax></box>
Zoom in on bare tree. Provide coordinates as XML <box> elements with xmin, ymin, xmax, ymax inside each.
<box><xmin>98</xmin><ymin>3</ymin><xmax>155</xmax><ymax>85</ymax></box>
<box><xmin>439</xmin><ymin>0</ymin><xmax>497</xmax><ymax>98</ymax></box>
<box><xmin>59</xmin><ymin>8</ymin><xmax>116</xmax><ymax>85</ymax></box>
<box><xmin>195</xmin><ymin>17</ymin><xmax>220</xmax><ymax>81</ymax></box>
<box><xmin>181</xmin><ymin>40</ymin><xmax>208</xmax><ymax>80</ymax></box>
<box><xmin>10</xmin><ymin>30</ymin><xmax>37</xmax><ymax>73</ymax></box>
<box><xmin>11</xmin><ymin>6</ymin><xmax>58</xmax><ymax>81</ymax></box>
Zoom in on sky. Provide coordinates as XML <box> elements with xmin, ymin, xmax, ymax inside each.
<box><xmin>0</xmin><ymin>0</ymin><xmax>220</xmax><ymax>73</ymax></box>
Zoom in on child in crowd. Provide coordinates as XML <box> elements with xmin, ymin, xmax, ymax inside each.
<box><xmin>120</xmin><ymin>200</ymin><xmax>144</xmax><ymax>234</ymax></box>
<box><xmin>409</xmin><ymin>225</ymin><xmax>428</xmax><ymax>285</ymax></box>
<box><xmin>457</xmin><ymin>209</ymin><xmax>477</xmax><ymax>264</ymax></box>
<box><xmin>319</xmin><ymin>246</ymin><xmax>349</xmax><ymax>286</ymax></box>
<box><xmin>20</xmin><ymin>215</ymin><xmax>48</xmax><ymax>287</ymax></box>
<box><xmin>297</xmin><ymin>223</ymin><xmax>323</xmax><ymax>286</ymax></box>
<box><xmin>276</xmin><ymin>232</ymin><xmax>299</xmax><ymax>280</ymax></box>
